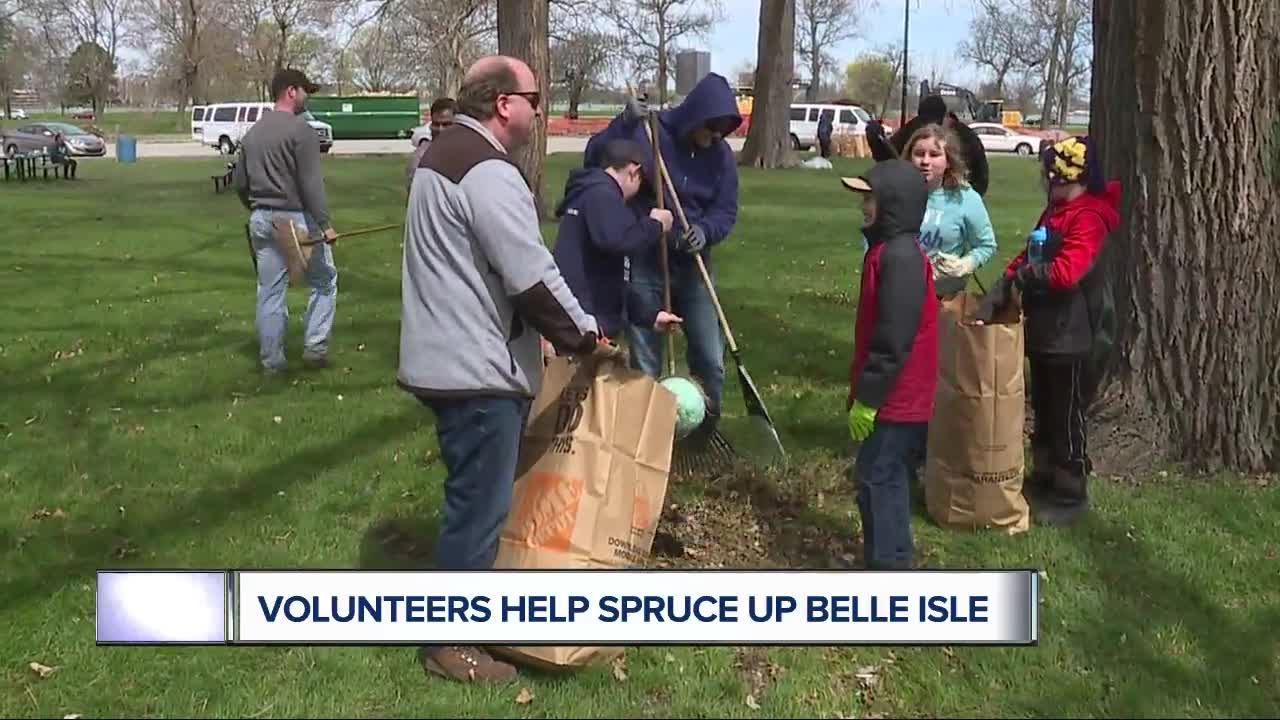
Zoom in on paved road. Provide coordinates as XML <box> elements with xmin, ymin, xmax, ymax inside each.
<box><xmin>102</xmin><ymin>136</ymin><xmax>749</xmax><ymax>159</ymax></box>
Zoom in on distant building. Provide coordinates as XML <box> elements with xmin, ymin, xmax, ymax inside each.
<box><xmin>675</xmin><ymin>51</ymin><xmax>711</xmax><ymax>95</ymax></box>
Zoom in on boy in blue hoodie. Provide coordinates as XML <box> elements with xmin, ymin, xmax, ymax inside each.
<box><xmin>583</xmin><ymin>73</ymin><xmax>743</xmax><ymax>438</ymax></box>
<box><xmin>553</xmin><ymin>139</ymin><xmax>679</xmax><ymax>339</ymax></box>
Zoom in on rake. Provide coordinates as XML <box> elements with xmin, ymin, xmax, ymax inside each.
<box><xmin>270</xmin><ymin>222</ymin><xmax>401</xmax><ymax>286</ymax></box>
<box><xmin>642</xmin><ymin>122</ymin><xmax>788</xmax><ymax>474</ymax></box>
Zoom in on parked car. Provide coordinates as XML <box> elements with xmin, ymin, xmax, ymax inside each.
<box><xmin>0</xmin><ymin>109</ymin><xmax>28</xmax><ymax>120</ymax></box>
<box><xmin>194</xmin><ymin>102</ymin><xmax>333</xmax><ymax>155</ymax></box>
<box><xmin>969</xmin><ymin>122</ymin><xmax>1042</xmax><ymax>155</ymax></box>
<box><xmin>2</xmin><ymin>121</ymin><xmax>106</xmax><ymax>157</ymax></box>
<box><xmin>788</xmin><ymin>102</ymin><xmax>872</xmax><ymax>150</ymax></box>
<box><xmin>409</xmin><ymin>124</ymin><xmax>432</xmax><ymax>148</ymax></box>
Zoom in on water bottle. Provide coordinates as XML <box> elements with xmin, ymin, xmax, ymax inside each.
<box><xmin>1027</xmin><ymin>226</ymin><xmax>1048</xmax><ymax>264</ymax></box>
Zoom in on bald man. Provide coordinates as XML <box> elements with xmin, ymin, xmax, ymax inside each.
<box><xmin>399</xmin><ymin>55</ymin><xmax>615</xmax><ymax>684</ymax></box>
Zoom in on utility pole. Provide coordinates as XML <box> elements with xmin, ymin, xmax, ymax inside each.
<box><xmin>899</xmin><ymin>0</ymin><xmax>909</xmax><ymax>123</ymax></box>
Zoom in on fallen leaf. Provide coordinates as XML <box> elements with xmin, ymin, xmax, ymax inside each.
<box><xmin>664</xmin><ymin>652</ymin><xmax>676</xmax><ymax>663</ymax></box>
<box><xmin>25</xmin><ymin>416</ymin><xmax>38</xmax><ymax>425</ymax></box>
<box><xmin>745</xmin><ymin>694</ymin><xmax>760</xmax><ymax>710</ymax></box>
<box><xmin>29</xmin><ymin>661</ymin><xmax>56</xmax><ymax>678</ymax></box>
<box><xmin>64</xmin><ymin>714</ymin><xmax>82</xmax><ymax>719</ymax></box>
<box><xmin>612</xmin><ymin>656</ymin><xmax>628</xmax><ymax>682</ymax></box>
<box><xmin>854</xmin><ymin>665</ymin><xmax>879</xmax><ymax>689</ymax></box>
<box><xmin>515</xmin><ymin>687</ymin><xmax>534</xmax><ymax>705</ymax></box>
<box><xmin>357</xmin><ymin>343</ymin><xmax>366</xmax><ymax>351</ymax></box>
<box><xmin>273</xmin><ymin>416</ymin><xmax>283</xmax><ymax>424</ymax></box>
<box><xmin>337</xmin><ymin>394</ymin><xmax>344</xmax><ymax>401</ymax></box>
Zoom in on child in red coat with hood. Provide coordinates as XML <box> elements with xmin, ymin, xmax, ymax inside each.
<box><xmin>979</xmin><ymin>136</ymin><xmax>1122</xmax><ymax>526</ymax></box>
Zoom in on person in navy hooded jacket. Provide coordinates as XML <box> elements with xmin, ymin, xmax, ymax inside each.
<box><xmin>552</xmin><ymin>138</ymin><xmax>681</xmax><ymax>340</ymax></box>
<box><xmin>584</xmin><ymin>73</ymin><xmax>743</xmax><ymax>439</ymax></box>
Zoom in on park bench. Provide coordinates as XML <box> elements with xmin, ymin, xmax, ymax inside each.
<box><xmin>212</xmin><ymin>161</ymin><xmax>236</xmax><ymax>193</ymax></box>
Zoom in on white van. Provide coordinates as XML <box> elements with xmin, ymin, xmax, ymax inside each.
<box><xmin>788</xmin><ymin>102</ymin><xmax>872</xmax><ymax>150</ymax></box>
<box><xmin>196</xmin><ymin>102</ymin><xmax>333</xmax><ymax>155</ymax></box>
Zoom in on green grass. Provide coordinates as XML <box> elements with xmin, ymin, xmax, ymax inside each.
<box><xmin>2</xmin><ymin>153</ymin><xmax>1278</xmax><ymax>718</ymax></box>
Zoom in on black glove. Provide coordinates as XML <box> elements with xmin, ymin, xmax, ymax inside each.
<box><xmin>1013</xmin><ymin>262</ymin><xmax>1050</xmax><ymax>292</ymax></box>
<box><xmin>974</xmin><ymin>275</ymin><xmax>1015</xmax><ymax>324</ymax></box>
<box><xmin>680</xmin><ymin>224</ymin><xmax>707</xmax><ymax>254</ymax></box>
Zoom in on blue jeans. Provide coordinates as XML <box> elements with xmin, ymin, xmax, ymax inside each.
<box><xmin>626</xmin><ymin>257</ymin><xmax>726</xmax><ymax>420</ymax></box>
<box><xmin>248</xmin><ymin>209</ymin><xmax>338</xmax><ymax>370</ymax></box>
<box><xmin>421</xmin><ymin>395</ymin><xmax>531</xmax><ymax>571</ymax></box>
<box><xmin>854</xmin><ymin>421</ymin><xmax>928</xmax><ymax>570</ymax></box>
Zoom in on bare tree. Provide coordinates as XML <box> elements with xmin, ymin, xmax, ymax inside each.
<box><xmin>599</xmin><ymin>0</ymin><xmax>722</xmax><ymax>105</ymax></box>
<box><xmin>1091</xmin><ymin>0</ymin><xmax>1280</xmax><ymax>473</ymax></box>
<box><xmin>232</xmin><ymin>0</ymin><xmax>336</xmax><ymax>97</ymax></box>
<box><xmin>347</xmin><ymin>19</ymin><xmax>416</xmax><ymax>93</ymax></box>
<box><xmin>739</xmin><ymin>0</ymin><xmax>794</xmax><ymax>168</ymax></box>
<box><xmin>960</xmin><ymin>0</ymin><xmax>1044</xmax><ymax>96</ymax></box>
<box><xmin>388</xmin><ymin>0</ymin><xmax>495</xmax><ymax>97</ymax></box>
<box><xmin>498</xmin><ymin>0</ymin><xmax>549</xmax><ymax>218</ymax></box>
<box><xmin>31</xmin><ymin>0</ymin><xmax>133</xmax><ymax>107</ymax></box>
<box><xmin>0</xmin><ymin>15</ymin><xmax>32</xmax><ymax>117</ymax></box>
<box><xmin>549</xmin><ymin>5</ymin><xmax>620</xmax><ymax>117</ymax></box>
<box><xmin>796</xmin><ymin>0</ymin><xmax>872</xmax><ymax>102</ymax></box>
<box><xmin>131</xmin><ymin>0</ymin><xmax>206</xmax><ymax>112</ymax></box>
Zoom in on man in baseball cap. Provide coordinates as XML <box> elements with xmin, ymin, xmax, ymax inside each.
<box><xmin>232</xmin><ymin>66</ymin><xmax>339</xmax><ymax>372</ymax></box>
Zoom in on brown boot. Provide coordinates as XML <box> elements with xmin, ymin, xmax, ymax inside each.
<box><xmin>420</xmin><ymin>645</ymin><xmax>518</xmax><ymax>683</ymax></box>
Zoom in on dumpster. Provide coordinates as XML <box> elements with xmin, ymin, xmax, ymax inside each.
<box><xmin>305</xmin><ymin>95</ymin><xmax>421</xmax><ymax>139</ymax></box>
<box><xmin>117</xmin><ymin>135</ymin><xmax>137</xmax><ymax>163</ymax></box>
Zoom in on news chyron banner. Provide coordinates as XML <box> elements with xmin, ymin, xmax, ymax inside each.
<box><xmin>96</xmin><ymin>569</ymin><xmax>1039</xmax><ymax>647</ymax></box>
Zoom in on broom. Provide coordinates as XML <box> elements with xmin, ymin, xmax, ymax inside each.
<box><xmin>643</xmin><ymin>123</ymin><xmax>788</xmax><ymax>473</ymax></box>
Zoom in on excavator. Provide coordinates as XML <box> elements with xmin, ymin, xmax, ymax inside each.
<box><xmin>919</xmin><ymin>80</ymin><xmax>1022</xmax><ymax>127</ymax></box>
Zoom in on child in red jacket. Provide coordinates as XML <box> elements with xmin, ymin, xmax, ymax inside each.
<box><xmin>841</xmin><ymin>159</ymin><xmax>937</xmax><ymax>570</ymax></box>
<box><xmin>979</xmin><ymin>136</ymin><xmax>1121</xmax><ymax>526</ymax></box>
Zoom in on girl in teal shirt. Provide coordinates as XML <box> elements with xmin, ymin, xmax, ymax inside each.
<box><xmin>904</xmin><ymin>124</ymin><xmax>998</xmax><ymax>297</ymax></box>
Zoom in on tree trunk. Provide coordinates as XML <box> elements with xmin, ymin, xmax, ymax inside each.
<box><xmin>568</xmin><ymin>76</ymin><xmax>584</xmax><ymax>118</ymax></box>
<box><xmin>1091</xmin><ymin>0</ymin><xmax>1280</xmax><ymax>473</ymax></box>
<box><xmin>738</xmin><ymin>0</ymin><xmax>794</xmax><ymax>169</ymax></box>
<box><xmin>805</xmin><ymin>18</ymin><xmax>819</xmax><ymax>102</ymax></box>
<box><xmin>498</xmin><ymin>0</ymin><xmax>549</xmax><ymax>220</ymax></box>
<box><xmin>1041</xmin><ymin>0</ymin><xmax>1066</xmax><ymax>125</ymax></box>
<box><xmin>656</xmin><ymin>12</ymin><xmax>667</xmax><ymax>105</ymax></box>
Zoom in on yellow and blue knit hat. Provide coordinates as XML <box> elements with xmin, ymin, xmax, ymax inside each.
<box><xmin>1042</xmin><ymin>135</ymin><xmax>1105</xmax><ymax>193</ymax></box>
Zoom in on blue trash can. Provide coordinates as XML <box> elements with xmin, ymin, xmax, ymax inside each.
<box><xmin>117</xmin><ymin>135</ymin><xmax>137</xmax><ymax>163</ymax></box>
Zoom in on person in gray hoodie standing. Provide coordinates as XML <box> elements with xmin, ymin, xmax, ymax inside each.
<box><xmin>399</xmin><ymin>55</ymin><xmax>619</xmax><ymax>684</ymax></box>
<box><xmin>233</xmin><ymin>68</ymin><xmax>339</xmax><ymax>372</ymax></box>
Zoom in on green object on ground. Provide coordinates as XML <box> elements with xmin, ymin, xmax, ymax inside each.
<box><xmin>304</xmin><ymin>95</ymin><xmax>421</xmax><ymax>139</ymax></box>
<box><xmin>661</xmin><ymin>376</ymin><xmax>706</xmax><ymax>438</ymax></box>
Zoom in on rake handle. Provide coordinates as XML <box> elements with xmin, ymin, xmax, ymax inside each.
<box><xmin>300</xmin><ymin>223</ymin><xmax>401</xmax><ymax>246</ymax></box>
<box><xmin>648</xmin><ymin>142</ymin><xmax>741</xmax><ymax>356</ymax></box>
<box><xmin>645</xmin><ymin>115</ymin><xmax>677</xmax><ymax>377</ymax></box>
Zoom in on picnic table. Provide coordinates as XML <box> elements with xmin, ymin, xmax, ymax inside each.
<box><xmin>2</xmin><ymin>152</ymin><xmax>77</xmax><ymax>182</ymax></box>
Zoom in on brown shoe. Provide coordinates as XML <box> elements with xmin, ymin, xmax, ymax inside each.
<box><xmin>420</xmin><ymin>645</ymin><xmax>517</xmax><ymax>683</ymax></box>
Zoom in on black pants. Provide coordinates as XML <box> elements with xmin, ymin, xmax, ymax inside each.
<box><xmin>1027</xmin><ymin>353</ymin><xmax>1091</xmax><ymax>506</ymax></box>
<box><xmin>853</xmin><ymin>420</ymin><xmax>928</xmax><ymax>569</ymax></box>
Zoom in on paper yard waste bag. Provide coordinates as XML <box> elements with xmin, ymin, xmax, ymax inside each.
<box><xmin>925</xmin><ymin>291</ymin><xmax>1031</xmax><ymax>535</ymax></box>
<box><xmin>491</xmin><ymin>355</ymin><xmax>678</xmax><ymax>670</ymax></box>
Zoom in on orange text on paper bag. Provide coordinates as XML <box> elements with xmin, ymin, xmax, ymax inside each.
<box><xmin>507</xmin><ymin>472</ymin><xmax>585</xmax><ymax>552</ymax></box>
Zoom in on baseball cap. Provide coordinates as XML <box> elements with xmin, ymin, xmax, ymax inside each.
<box><xmin>840</xmin><ymin>175</ymin><xmax>873</xmax><ymax>193</ymax></box>
<box><xmin>271</xmin><ymin>68</ymin><xmax>320</xmax><ymax>98</ymax></box>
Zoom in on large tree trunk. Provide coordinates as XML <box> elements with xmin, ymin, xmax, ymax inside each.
<box><xmin>498</xmin><ymin>0</ymin><xmax>549</xmax><ymax>219</ymax></box>
<box><xmin>1091</xmin><ymin>0</ymin><xmax>1280</xmax><ymax>473</ymax></box>
<box><xmin>738</xmin><ymin>0</ymin><xmax>795</xmax><ymax>168</ymax></box>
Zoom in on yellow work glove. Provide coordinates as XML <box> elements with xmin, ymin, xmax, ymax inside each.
<box><xmin>848</xmin><ymin>400</ymin><xmax>877</xmax><ymax>442</ymax></box>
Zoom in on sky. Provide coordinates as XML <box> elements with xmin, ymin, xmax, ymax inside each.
<box><xmin>702</xmin><ymin>0</ymin><xmax>984</xmax><ymax>88</ymax></box>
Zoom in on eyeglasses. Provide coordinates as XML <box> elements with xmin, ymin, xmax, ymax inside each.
<box><xmin>503</xmin><ymin>91</ymin><xmax>542</xmax><ymax>111</ymax></box>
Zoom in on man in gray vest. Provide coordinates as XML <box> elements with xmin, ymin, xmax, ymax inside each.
<box><xmin>233</xmin><ymin>68</ymin><xmax>339</xmax><ymax>372</ymax></box>
<box><xmin>399</xmin><ymin>55</ymin><xmax>620</xmax><ymax>683</ymax></box>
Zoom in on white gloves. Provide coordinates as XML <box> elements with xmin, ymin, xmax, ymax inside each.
<box><xmin>933</xmin><ymin>252</ymin><xmax>978</xmax><ymax>279</ymax></box>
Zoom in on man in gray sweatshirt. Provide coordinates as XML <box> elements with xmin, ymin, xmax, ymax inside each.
<box><xmin>400</xmin><ymin>55</ymin><xmax>619</xmax><ymax>684</ymax></box>
<box><xmin>233</xmin><ymin>68</ymin><xmax>339</xmax><ymax>372</ymax></box>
